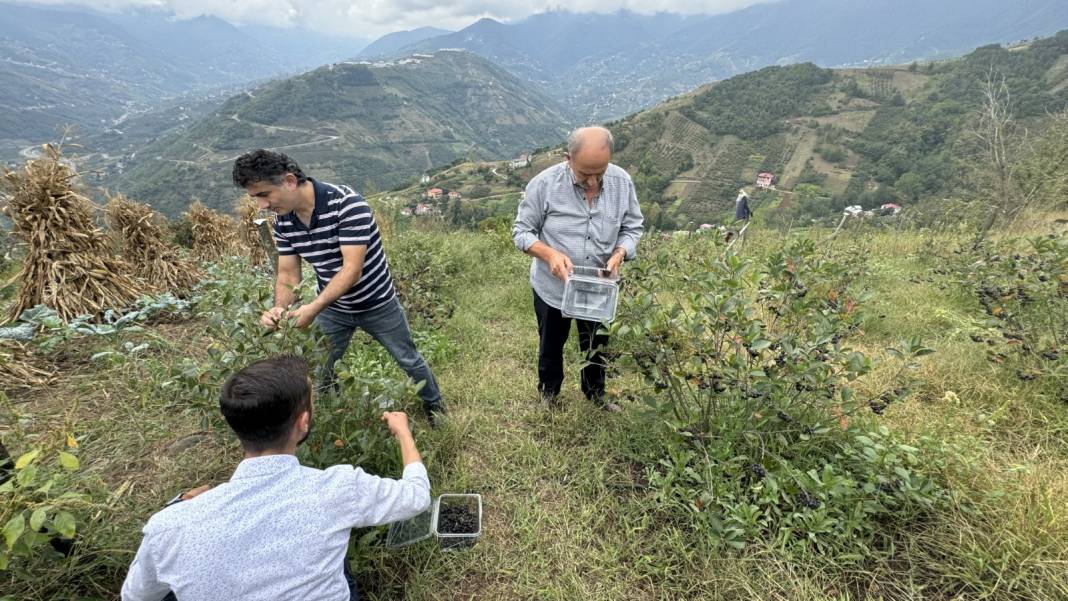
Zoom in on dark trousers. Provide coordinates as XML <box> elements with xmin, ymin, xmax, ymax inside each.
<box><xmin>533</xmin><ymin>290</ymin><xmax>608</xmax><ymax>401</ymax></box>
<box><xmin>315</xmin><ymin>298</ymin><xmax>443</xmax><ymax>414</ymax></box>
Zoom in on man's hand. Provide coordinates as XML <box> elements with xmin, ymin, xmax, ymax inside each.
<box><xmin>286</xmin><ymin>304</ymin><xmax>320</xmax><ymax>329</ymax></box>
<box><xmin>605</xmin><ymin>248</ymin><xmax>626</xmax><ymax>276</ymax></box>
<box><xmin>546</xmin><ymin>249</ymin><xmax>574</xmax><ymax>281</ymax></box>
<box><xmin>260</xmin><ymin>306</ymin><xmax>286</xmax><ymax>328</ymax></box>
<box><xmin>181</xmin><ymin>485</ymin><xmax>211</xmax><ymax>501</ymax></box>
<box><xmin>381</xmin><ymin>411</ymin><xmax>411</xmax><ymax>439</ymax></box>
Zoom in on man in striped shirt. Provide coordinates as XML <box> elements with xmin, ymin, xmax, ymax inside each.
<box><xmin>232</xmin><ymin>150</ymin><xmax>445</xmax><ymax>422</ymax></box>
<box><xmin>512</xmin><ymin>127</ymin><xmax>644</xmax><ymax>411</ymax></box>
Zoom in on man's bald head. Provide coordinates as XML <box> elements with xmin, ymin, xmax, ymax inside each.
<box><xmin>566</xmin><ymin>127</ymin><xmax>613</xmax><ymax>192</ymax></box>
<box><xmin>566</xmin><ymin>126</ymin><xmax>614</xmax><ymax>159</ymax></box>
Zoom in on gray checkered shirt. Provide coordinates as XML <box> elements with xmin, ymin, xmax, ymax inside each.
<box><xmin>513</xmin><ymin>161</ymin><xmax>644</xmax><ymax>309</ymax></box>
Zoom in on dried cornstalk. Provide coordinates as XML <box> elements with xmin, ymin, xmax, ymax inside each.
<box><xmin>0</xmin><ymin>341</ymin><xmax>55</xmax><ymax>390</ymax></box>
<box><xmin>105</xmin><ymin>193</ymin><xmax>199</xmax><ymax>294</ymax></box>
<box><xmin>185</xmin><ymin>200</ymin><xmax>238</xmax><ymax>262</ymax></box>
<box><xmin>1</xmin><ymin>144</ymin><xmax>142</xmax><ymax>323</ymax></box>
<box><xmin>234</xmin><ymin>195</ymin><xmax>274</xmax><ymax>267</ymax></box>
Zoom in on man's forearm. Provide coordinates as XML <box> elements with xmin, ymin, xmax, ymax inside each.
<box><xmin>274</xmin><ymin>275</ymin><xmax>300</xmax><ymax>308</ymax></box>
<box><xmin>308</xmin><ymin>265</ymin><xmax>362</xmax><ymax>312</ymax></box>
<box><xmin>525</xmin><ymin>240</ymin><xmax>557</xmax><ymax>262</ymax></box>
<box><xmin>396</xmin><ymin>430</ymin><xmax>421</xmax><ymax>466</ymax></box>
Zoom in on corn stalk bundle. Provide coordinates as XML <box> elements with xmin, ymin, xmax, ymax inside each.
<box><xmin>105</xmin><ymin>193</ymin><xmax>200</xmax><ymax>294</ymax></box>
<box><xmin>1</xmin><ymin>145</ymin><xmax>142</xmax><ymax>323</ymax></box>
<box><xmin>184</xmin><ymin>200</ymin><xmax>237</xmax><ymax>262</ymax></box>
<box><xmin>234</xmin><ymin>195</ymin><xmax>274</xmax><ymax>267</ymax></box>
<box><xmin>0</xmin><ymin>341</ymin><xmax>55</xmax><ymax>389</ymax></box>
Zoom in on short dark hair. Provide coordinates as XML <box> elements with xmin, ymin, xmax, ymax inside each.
<box><xmin>232</xmin><ymin>149</ymin><xmax>309</xmax><ymax>188</ymax></box>
<box><xmin>220</xmin><ymin>355</ymin><xmax>311</xmax><ymax>451</ymax></box>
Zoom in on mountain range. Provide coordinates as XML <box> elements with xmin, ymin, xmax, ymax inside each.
<box><xmin>382</xmin><ymin>0</ymin><xmax>1068</xmax><ymax>120</ymax></box>
<box><xmin>107</xmin><ymin>51</ymin><xmax>570</xmax><ymax>216</ymax></box>
<box><xmin>0</xmin><ymin>2</ymin><xmax>369</xmax><ymax>159</ymax></box>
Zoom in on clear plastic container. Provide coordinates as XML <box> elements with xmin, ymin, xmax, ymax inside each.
<box><xmin>384</xmin><ymin>505</ymin><xmax>433</xmax><ymax>548</ymax></box>
<box><xmin>433</xmin><ymin>493</ymin><xmax>482</xmax><ymax>550</ymax></box>
<box><xmin>385</xmin><ymin>493</ymin><xmax>483</xmax><ymax>550</ymax></box>
<box><xmin>561</xmin><ymin>265</ymin><xmax>619</xmax><ymax>322</ymax></box>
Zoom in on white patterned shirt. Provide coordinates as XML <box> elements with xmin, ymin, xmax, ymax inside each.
<box><xmin>121</xmin><ymin>455</ymin><xmax>430</xmax><ymax>601</ymax></box>
<box><xmin>512</xmin><ymin>161</ymin><xmax>644</xmax><ymax>309</ymax></box>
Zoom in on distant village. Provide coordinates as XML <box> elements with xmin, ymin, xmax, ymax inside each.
<box><xmin>399</xmin><ymin>158</ymin><xmax>903</xmax><ymax>229</ymax></box>
<box><xmin>399</xmin><ymin>153</ymin><xmax>530</xmax><ymax>218</ymax></box>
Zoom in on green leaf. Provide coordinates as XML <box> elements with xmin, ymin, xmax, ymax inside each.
<box><xmin>13</xmin><ymin>450</ymin><xmax>40</xmax><ymax>470</ymax></box>
<box><xmin>53</xmin><ymin>512</ymin><xmax>76</xmax><ymax>539</ymax></box>
<box><xmin>16</xmin><ymin>466</ymin><xmax>36</xmax><ymax>487</ymax></box>
<box><xmin>750</xmin><ymin>339</ymin><xmax>772</xmax><ymax>351</ymax></box>
<box><xmin>29</xmin><ymin>508</ymin><xmax>48</xmax><ymax>532</ymax></box>
<box><xmin>3</xmin><ymin>515</ymin><xmax>24</xmax><ymax>550</ymax></box>
<box><xmin>58</xmin><ymin>452</ymin><xmax>80</xmax><ymax>471</ymax></box>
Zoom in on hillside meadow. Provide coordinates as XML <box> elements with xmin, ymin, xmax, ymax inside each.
<box><xmin>1</xmin><ymin>208</ymin><xmax>1066</xmax><ymax>600</ymax></box>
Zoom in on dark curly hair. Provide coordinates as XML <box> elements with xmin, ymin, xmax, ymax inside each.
<box><xmin>232</xmin><ymin>149</ymin><xmax>309</xmax><ymax>188</ymax></box>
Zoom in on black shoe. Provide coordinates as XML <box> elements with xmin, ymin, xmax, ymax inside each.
<box><xmin>589</xmin><ymin>394</ymin><xmax>622</xmax><ymax>413</ymax></box>
<box><xmin>426</xmin><ymin>405</ymin><xmax>446</xmax><ymax>429</ymax></box>
<box><xmin>541</xmin><ymin>391</ymin><xmax>560</xmax><ymax>409</ymax></box>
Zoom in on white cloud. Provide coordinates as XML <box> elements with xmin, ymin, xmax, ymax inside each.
<box><xmin>19</xmin><ymin>0</ymin><xmax>779</xmax><ymax>38</ymax></box>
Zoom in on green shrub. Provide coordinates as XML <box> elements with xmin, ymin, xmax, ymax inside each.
<box><xmin>610</xmin><ymin>235</ymin><xmax>949</xmax><ymax>558</ymax></box>
<box><xmin>956</xmin><ymin>235</ymin><xmax>1068</xmax><ymax>403</ymax></box>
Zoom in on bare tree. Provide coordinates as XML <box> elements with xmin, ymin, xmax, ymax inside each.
<box><xmin>966</xmin><ymin>69</ymin><xmax>1068</xmax><ymax>241</ymax></box>
<box><xmin>970</xmin><ymin>69</ymin><xmax>1018</xmax><ymax>243</ymax></box>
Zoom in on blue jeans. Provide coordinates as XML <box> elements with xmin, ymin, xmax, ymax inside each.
<box><xmin>315</xmin><ymin>297</ymin><xmax>444</xmax><ymax>413</ymax></box>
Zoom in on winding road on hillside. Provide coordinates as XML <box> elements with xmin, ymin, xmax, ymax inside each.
<box><xmin>156</xmin><ymin>113</ymin><xmax>340</xmax><ymax>166</ymax></box>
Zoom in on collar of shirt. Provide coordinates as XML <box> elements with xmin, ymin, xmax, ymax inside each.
<box><xmin>282</xmin><ymin>177</ymin><xmax>330</xmax><ymax>230</ymax></box>
<box><xmin>230</xmin><ymin>454</ymin><xmax>300</xmax><ymax>481</ymax></box>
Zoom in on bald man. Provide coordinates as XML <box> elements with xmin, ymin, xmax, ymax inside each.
<box><xmin>512</xmin><ymin>126</ymin><xmax>645</xmax><ymax>411</ymax></box>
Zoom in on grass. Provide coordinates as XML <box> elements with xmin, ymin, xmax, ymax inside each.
<box><xmin>2</xmin><ymin>223</ymin><xmax>1068</xmax><ymax>600</ymax></box>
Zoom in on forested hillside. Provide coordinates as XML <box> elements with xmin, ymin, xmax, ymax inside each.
<box><xmin>108</xmin><ymin>52</ymin><xmax>570</xmax><ymax>217</ymax></box>
<box><xmin>608</xmin><ymin>31</ymin><xmax>1068</xmax><ymax>226</ymax></box>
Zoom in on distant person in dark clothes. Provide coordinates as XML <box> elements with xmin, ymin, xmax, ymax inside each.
<box><xmin>512</xmin><ymin>126</ymin><xmax>644</xmax><ymax>412</ymax></box>
<box><xmin>735</xmin><ymin>189</ymin><xmax>752</xmax><ymax>222</ymax></box>
<box><xmin>231</xmin><ymin>149</ymin><xmax>445</xmax><ymax>424</ymax></box>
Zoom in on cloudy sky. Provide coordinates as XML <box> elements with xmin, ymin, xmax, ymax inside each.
<box><xmin>21</xmin><ymin>0</ymin><xmax>779</xmax><ymax>39</ymax></box>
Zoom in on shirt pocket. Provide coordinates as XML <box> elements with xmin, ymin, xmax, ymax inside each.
<box><xmin>600</xmin><ymin>197</ymin><xmax>622</xmax><ymax>232</ymax></box>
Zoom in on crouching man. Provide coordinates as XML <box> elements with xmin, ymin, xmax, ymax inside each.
<box><xmin>121</xmin><ymin>355</ymin><xmax>430</xmax><ymax>601</ymax></box>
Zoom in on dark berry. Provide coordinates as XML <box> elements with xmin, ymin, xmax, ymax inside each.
<box><xmin>797</xmin><ymin>491</ymin><xmax>821</xmax><ymax>509</ymax></box>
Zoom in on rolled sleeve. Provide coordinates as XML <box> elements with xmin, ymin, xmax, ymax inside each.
<box><xmin>512</xmin><ymin>180</ymin><xmax>545</xmax><ymax>252</ymax></box>
<box><xmin>616</xmin><ymin>179</ymin><xmax>645</xmax><ymax>260</ymax></box>
<box><xmin>342</xmin><ymin>462</ymin><xmax>432</xmax><ymax>527</ymax></box>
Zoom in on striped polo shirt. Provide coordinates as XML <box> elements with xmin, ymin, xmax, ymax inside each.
<box><xmin>273</xmin><ymin>179</ymin><xmax>396</xmax><ymax>313</ymax></box>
